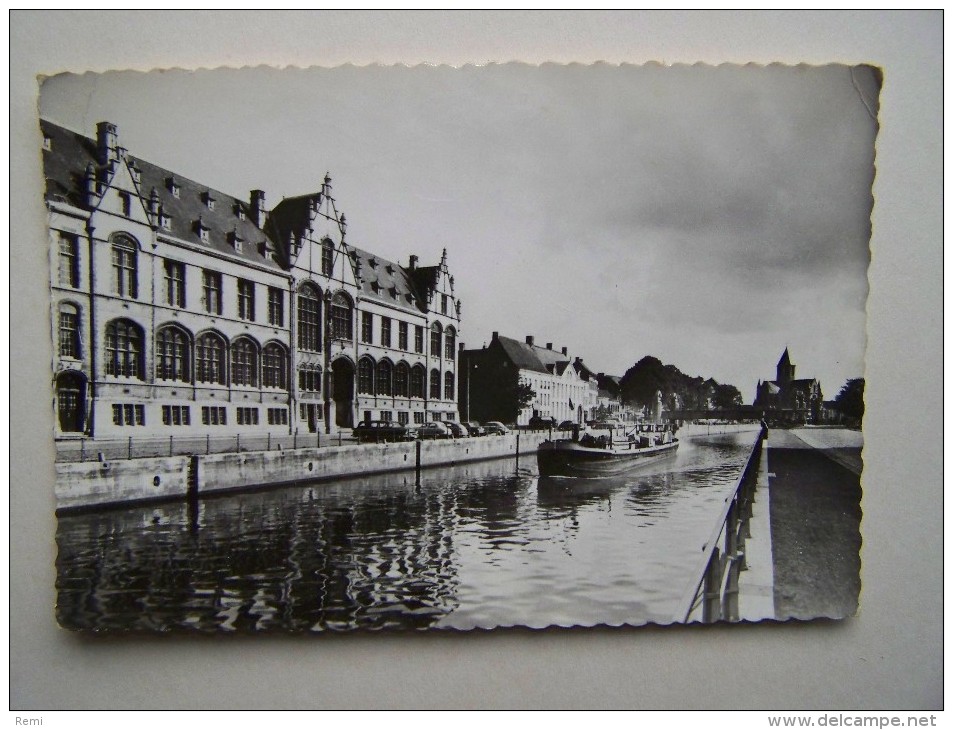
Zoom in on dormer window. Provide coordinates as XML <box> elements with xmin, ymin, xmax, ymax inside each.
<box><xmin>42</xmin><ymin>135</ymin><xmax>52</xmax><ymax>151</ymax></box>
<box><xmin>160</xmin><ymin>213</ymin><xmax>173</xmax><ymax>231</ymax></box>
<box><xmin>228</xmin><ymin>230</ymin><xmax>244</xmax><ymax>253</ymax></box>
<box><xmin>234</xmin><ymin>203</ymin><xmax>246</xmax><ymax>221</ymax></box>
<box><xmin>368</xmin><ymin>257</ymin><xmax>377</xmax><ymax>268</ymax></box>
<box><xmin>371</xmin><ymin>281</ymin><xmax>380</xmax><ymax>294</ymax></box>
<box><xmin>389</xmin><ymin>286</ymin><xmax>398</xmax><ymax>299</ymax></box>
<box><xmin>129</xmin><ymin>162</ymin><xmax>141</xmax><ymax>184</ymax></box>
<box><xmin>385</xmin><ymin>264</ymin><xmax>394</xmax><ymax>274</ymax></box>
<box><xmin>203</xmin><ymin>191</ymin><xmax>216</xmax><ymax>210</ymax></box>
<box><xmin>195</xmin><ymin>217</ymin><xmax>211</xmax><ymax>243</ymax></box>
<box><xmin>167</xmin><ymin>177</ymin><xmax>180</xmax><ymax>198</ymax></box>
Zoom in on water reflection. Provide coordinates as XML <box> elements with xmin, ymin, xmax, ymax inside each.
<box><xmin>56</xmin><ymin>431</ymin><xmax>759</xmax><ymax>632</ymax></box>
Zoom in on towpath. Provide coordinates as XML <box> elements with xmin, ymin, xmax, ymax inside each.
<box><xmin>739</xmin><ymin>427</ymin><xmax>863</xmax><ymax>622</ymax></box>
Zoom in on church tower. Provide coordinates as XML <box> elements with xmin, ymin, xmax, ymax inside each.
<box><xmin>776</xmin><ymin>348</ymin><xmax>795</xmax><ymax>385</ymax></box>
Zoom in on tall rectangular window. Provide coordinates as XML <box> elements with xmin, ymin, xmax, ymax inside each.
<box><xmin>164</xmin><ymin>260</ymin><xmax>186</xmax><ymax>308</ymax></box>
<box><xmin>322</xmin><ymin>241</ymin><xmax>334</xmax><ymax>277</ymax></box>
<box><xmin>361</xmin><ymin>312</ymin><xmax>373</xmax><ymax>344</ymax></box>
<box><xmin>112</xmin><ymin>404</ymin><xmax>144</xmax><ymax>426</ymax></box>
<box><xmin>59</xmin><ymin>307</ymin><xmax>79</xmax><ymax>358</ymax></box>
<box><xmin>58</xmin><ymin>233</ymin><xmax>79</xmax><ymax>288</ymax></box>
<box><xmin>268</xmin><ymin>287</ymin><xmax>284</xmax><ymax>326</ymax></box>
<box><xmin>381</xmin><ymin>317</ymin><xmax>392</xmax><ymax>348</ymax></box>
<box><xmin>111</xmin><ymin>239</ymin><xmax>137</xmax><ymax>298</ymax></box>
<box><xmin>398</xmin><ymin>321</ymin><xmax>409</xmax><ymax>351</ymax></box>
<box><xmin>238</xmin><ymin>279</ymin><xmax>255</xmax><ymax>321</ymax></box>
<box><xmin>414</xmin><ymin>325</ymin><xmax>424</xmax><ymax>353</ymax></box>
<box><xmin>161</xmin><ymin>405</ymin><xmax>191</xmax><ymax>426</ymax></box>
<box><xmin>441</xmin><ymin>294</ymin><xmax>448</xmax><ymax>314</ymax></box>
<box><xmin>202</xmin><ymin>270</ymin><xmax>222</xmax><ymax>315</ymax></box>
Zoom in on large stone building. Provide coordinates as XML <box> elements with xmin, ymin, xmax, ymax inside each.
<box><xmin>44</xmin><ymin>119</ymin><xmax>460</xmax><ymax>440</ymax></box>
<box><xmin>459</xmin><ymin>333</ymin><xmax>597</xmax><ymax>426</ymax></box>
<box><xmin>753</xmin><ymin>348</ymin><xmax>823</xmax><ymax>424</ymax></box>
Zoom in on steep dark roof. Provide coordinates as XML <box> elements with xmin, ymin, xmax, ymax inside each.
<box><xmin>351</xmin><ymin>247</ymin><xmax>428</xmax><ymax>316</ymax></box>
<box><xmin>41</xmin><ymin>119</ymin><xmax>283</xmax><ymax>271</ymax></box>
<box><xmin>778</xmin><ymin>348</ymin><xmax>792</xmax><ymax>366</ymax></box>
<box><xmin>494</xmin><ymin>335</ymin><xmax>574</xmax><ymax>375</ymax></box>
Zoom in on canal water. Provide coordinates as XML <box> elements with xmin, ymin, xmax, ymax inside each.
<box><xmin>56</xmin><ymin>431</ymin><xmax>758</xmax><ymax>632</ymax></box>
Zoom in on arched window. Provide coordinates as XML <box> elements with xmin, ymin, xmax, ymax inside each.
<box><xmin>262</xmin><ymin>342</ymin><xmax>287</xmax><ymax>389</ymax></box>
<box><xmin>430</xmin><ymin>368</ymin><xmax>441</xmax><ymax>400</ymax></box>
<box><xmin>231</xmin><ymin>337</ymin><xmax>258</xmax><ymax>387</ymax></box>
<box><xmin>297</xmin><ymin>283</ymin><xmax>322</xmax><ymax>351</ymax></box>
<box><xmin>330</xmin><ymin>291</ymin><xmax>353</xmax><ymax>341</ymax></box>
<box><xmin>444</xmin><ymin>326</ymin><xmax>456</xmax><ymax>361</ymax></box>
<box><xmin>321</xmin><ymin>239</ymin><xmax>334</xmax><ymax>277</ymax></box>
<box><xmin>430</xmin><ymin>322</ymin><xmax>442</xmax><ymax>358</ymax></box>
<box><xmin>58</xmin><ymin>303</ymin><xmax>80</xmax><ymax>358</ymax></box>
<box><xmin>298</xmin><ymin>364</ymin><xmax>322</xmax><ymax>393</ymax></box>
<box><xmin>196</xmin><ymin>331</ymin><xmax>227</xmax><ymax>384</ymax></box>
<box><xmin>155</xmin><ymin>325</ymin><xmax>191</xmax><ymax>382</ymax></box>
<box><xmin>394</xmin><ymin>362</ymin><xmax>410</xmax><ymax>398</ymax></box>
<box><xmin>111</xmin><ymin>234</ymin><xmax>138</xmax><ymax>298</ymax></box>
<box><xmin>410</xmin><ymin>365</ymin><xmax>425</xmax><ymax>399</ymax></box>
<box><xmin>105</xmin><ymin>319</ymin><xmax>143</xmax><ymax>379</ymax></box>
<box><xmin>358</xmin><ymin>357</ymin><xmax>375</xmax><ymax>394</ymax></box>
<box><xmin>444</xmin><ymin>371</ymin><xmax>455</xmax><ymax>401</ymax></box>
<box><xmin>376</xmin><ymin>360</ymin><xmax>393</xmax><ymax>396</ymax></box>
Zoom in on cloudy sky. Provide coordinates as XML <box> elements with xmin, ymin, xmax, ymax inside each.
<box><xmin>40</xmin><ymin>63</ymin><xmax>879</xmax><ymax>400</ymax></box>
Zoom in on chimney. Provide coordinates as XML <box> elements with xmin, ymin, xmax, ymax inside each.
<box><xmin>96</xmin><ymin>121</ymin><xmax>118</xmax><ymax>165</ymax></box>
<box><xmin>562</xmin><ymin>346</ymin><xmax>569</xmax><ymax>356</ymax></box>
<box><xmin>492</xmin><ymin>331</ymin><xmax>499</xmax><ymax>341</ymax></box>
<box><xmin>250</xmin><ymin>190</ymin><xmax>266</xmax><ymax>227</ymax></box>
<box><xmin>409</xmin><ymin>254</ymin><xmax>418</xmax><ymax>271</ymax></box>
<box><xmin>525</xmin><ymin>335</ymin><xmax>534</xmax><ymax>346</ymax></box>
<box><xmin>546</xmin><ymin>342</ymin><xmax>553</xmax><ymax>350</ymax></box>
<box><xmin>459</xmin><ymin>342</ymin><xmax>465</xmax><ymax>352</ymax></box>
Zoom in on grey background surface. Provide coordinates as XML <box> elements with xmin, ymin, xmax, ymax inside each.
<box><xmin>10</xmin><ymin>11</ymin><xmax>942</xmax><ymax>709</ymax></box>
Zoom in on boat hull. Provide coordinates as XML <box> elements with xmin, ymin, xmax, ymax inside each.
<box><xmin>537</xmin><ymin>438</ymin><xmax>679</xmax><ymax>478</ymax></box>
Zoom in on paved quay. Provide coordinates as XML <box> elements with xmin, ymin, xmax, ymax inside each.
<box><xmin>749</xmin><ymin>427</ymin><xmax>863</xmax><ymax>622</ymax></box>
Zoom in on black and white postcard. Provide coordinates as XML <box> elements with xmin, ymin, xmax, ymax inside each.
<box><xmin>42</xmin><ymin>62</ymin><xmax>877</xmax><ymax>632</ymax></box>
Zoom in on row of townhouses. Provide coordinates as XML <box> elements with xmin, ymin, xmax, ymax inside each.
<box><xmin>45</xmin><ymin>119</ymin><xmax>462</xmax><ymax>439</ymax></box>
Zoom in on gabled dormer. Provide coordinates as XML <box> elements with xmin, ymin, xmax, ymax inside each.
<box><xmin>264</xmin><ymin>173</ymin><xmax>358</xmax><ymax>288</ymax></box>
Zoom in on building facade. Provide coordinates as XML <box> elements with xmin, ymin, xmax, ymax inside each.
<box><xmin>44</xmin><ymin>119</ymin><xmax>460</xmax><ymax>440</ymax></box>
<box><xmin>460</xmin><ymin>333</ymin><xmax>596</xmax><ymax>426</ymax></box>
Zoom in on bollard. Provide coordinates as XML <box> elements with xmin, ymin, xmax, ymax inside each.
<box><xmin>128</xmin><ymin>436</ymin><xmax>132</xmax><ymax>460</ymax></box>
<box><xmin>80</xmin><ymin>438</ymin><xmax>85</xmax><ymax>462</ymax></box>
<box><xmin>169</xmin><ymin>435</ymin><xmax>173</xmax><ymax>457</ymax></box>
<box><xmin>293</xmin><ymin>431</ymin><xmax>297</xmax><ymax>450</ymax></box>
<box><xmin>317</xmin><ymin>431</ymin><xmax>321</xmax><ymax>449</ymax></box>
<box><xmin>206</xmin><ymin>433</ymin><xmax>210</xmax><ymax>455</ymax></box>
<box><xmin>268</xmin><ymin>432</ymin><xmax>272</xmax><ymax>451</ymax></box>
<box><xmin>237</xmin><ymin>433</ymin><xmax>241</xmax><ymax>453</ymax></box>
<box><xmin>338</xmin><ymin>431</ymin><xmax>342</xmax><ymax>446</ymax></box>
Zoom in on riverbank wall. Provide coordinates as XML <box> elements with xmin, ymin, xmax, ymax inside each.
<box><xmin>55</xmin><ymin>432</ymin><xmax>552</xmax><ymax>512</ymax></box>
<box><xmin>676</xmin><ymin>421</ymin><xmax>763</xmax><ymax>439</ymax></box>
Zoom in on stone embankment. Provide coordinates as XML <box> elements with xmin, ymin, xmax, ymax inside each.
<box><xmin>55</xmin><ymin>431</ymin><xmax>552</xmax><ymax>512</ymax></box>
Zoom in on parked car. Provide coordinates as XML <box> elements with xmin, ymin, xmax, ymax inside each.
<box><xmin>528</xmin><ymin>415</ymin><xmax>558</xmax><ymax>429</ymax></box>
<box><xmin>416</xmin><ymin>422</ymin><xmax>452</xmax><ymax>439</ymax></box>
<box><xmin>465</xmin><ymin>421</ymin><xmax>486</xmax><ymax>436</ymax></box>
<box><xmin>445</xmin><ymin>422</ymin><xmax>470</xmax><ymax>438</ymax></box>
<box><xmin>557</xmin><ymin>420</ymin><xmax>578</xmax><ymax>431</ymax></box>
<box><xmin>483</xmin><ymin>421</ymin><xmax>510</xmax><ymax>435</ymax></box>
<box><xmin>352</xmin><ymin>420</ymin><xmax>415</xmax><ymax>443</ymax></box>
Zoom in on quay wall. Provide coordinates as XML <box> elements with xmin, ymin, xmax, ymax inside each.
<box><xmin>55</xmin><ymin>455</ymin><xmax>191</xmax><ymax>512</ymax></box>
<box><xmin>56</xmin><ymin>432</ymin><xmax>552</xmax><ymax>510</ymax></box>
<box><xmin>677</xmin><ymin>422</ymin><xmax>763</xmax><ymax>439</ymax></box>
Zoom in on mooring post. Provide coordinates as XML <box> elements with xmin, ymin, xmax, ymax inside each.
<box><xmin>206</xmin><ymin>433</ymin><xmax>210</xmax><ymax>455</ymax></box>
<box><xmin>169</xmin><ymin>434</ymin><xmax>173</xmax><ymax>456</ymax></box>
<box><xmin>293</xmin><ymin>431</ymin><xmax>297</xmax><ymax>450</ymax></box>
<box><xmin>127</xmin><ymin>435</ymin><xmax>132</xmax><ymax>460</ymax></box>
<box><xmin>268</xmin><ymin>432</ymin><xmax>272</xmax><ymax>451</ymax></box>
<box><xmin>80</xmin><ymin>438</ymin><xmax>85</xmax><ymax>462</ymax></box>
<box><xmin>415</xmin><ymin>439</ymin><xmax>422</xmax><ymax>480</ymax></box>
<box><xmin>237</xmin><ymin>433</ymin><xmax>241</xmax><ymax>453</ymax></box>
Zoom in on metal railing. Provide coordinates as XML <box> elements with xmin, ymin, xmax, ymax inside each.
<box><xmin>675</xmin><ymin>425</ymin><xmax>767</xmax><ymax>624</ymax></box>
<box><xmin>54</xmin><ymin>430</ymin><xmax>359</xmax><ymax>463</ymax></box>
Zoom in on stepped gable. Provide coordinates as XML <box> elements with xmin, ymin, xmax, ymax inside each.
<box><xmin>40</xmin><ymin>118</ymin><xmax>282</xmax><ymax>271</ymax></box>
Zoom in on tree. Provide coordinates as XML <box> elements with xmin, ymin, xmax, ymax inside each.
<box><xmin>713</xmin><ymin>383</ymin><xmax>743</xmax><ymax>410</ymax></box>
<box><xmin>833</xmin><ymin>378</ymin><xmax>865</xmax><ymax>420</ymax></box>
